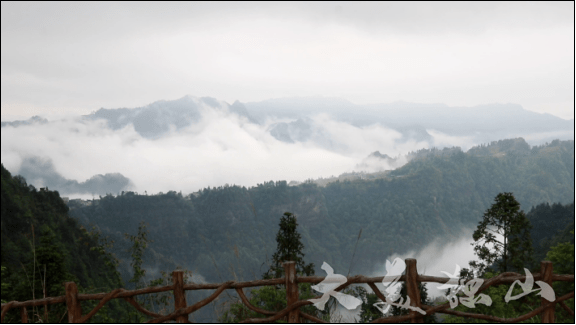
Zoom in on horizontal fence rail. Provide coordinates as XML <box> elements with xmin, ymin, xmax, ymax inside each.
<box><xmin>1</xmin><ymin>259</ymin><xmax>574</xmax><ymax>323</ymax></box>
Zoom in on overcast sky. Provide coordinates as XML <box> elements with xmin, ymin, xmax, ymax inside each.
<box><xmin>1</xmin><ymin>2</ymin><xmax>574</xmax><ymax>121</ymax></box>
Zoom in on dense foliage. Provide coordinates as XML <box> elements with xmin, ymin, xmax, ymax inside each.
<box><xmin>442</xmin><ymin>267</ymin><xmax>574</xmax><ymax>323</ymax></box>
<box><xmin>0</xmin><ymin>164</ymin><xmax>127</xmax><ymax>322</ymax></box>
<box><xmin>545</xmin><ymin>229</ymin><xmax>575</xmax><ymax>317</ymax></box>
<box><xmin>4</xmin><ymin>137</ymin><xmax>569</xmax><ymax>322</ymax></box>
<box><xmin>443</xmin><ymin>200</ymin><xmax>574</xmax><ymax>323</ymax></box>
<box><xmin>526</xmin><ymin>201</ymin><xmax>575</xmax><ymax>269</ymax></box>
<box><xmin>68</xmin><ymin>138</ymin><xmax>574</xmax><ymax>290</ymax></box>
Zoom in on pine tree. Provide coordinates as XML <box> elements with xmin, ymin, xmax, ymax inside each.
<box><xmin>220</xmin><ymin>212</ymin><xmax>326</xmax><ymax>322</ymax></box>
<box><xmin>469</xmin><ymin>192</ymin><xmax>534</xmax><ymax>275</ymax></box>
<box><xmin>263</xmin><ymin>212</ymin><xmax>314</xmax><ymax>279</ymax></box>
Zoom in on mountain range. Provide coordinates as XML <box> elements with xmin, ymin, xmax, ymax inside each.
<box><xmin>1</xmin><ymin>95</ymin><xmax>573</xmax><ymax>197</ymax></box>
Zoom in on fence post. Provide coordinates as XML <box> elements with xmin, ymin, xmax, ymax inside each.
<box><xmin>172</xmin><ymin>270</ymin><xmax>188</xmax><ymax>323</ymax></box>
<box><xmin>405</xmin><ymin>259</ymin><xmax>423</xmax><ymax>323</ymax></box>
<box><xmin>283</xmin><ymin>261</ymin><xmax>299</xmax><ymax>323</ymax></box>
<box><xmin>540</xmin><ymin>261</ymin><xmax>554</xmax><ymax>323</ymax></box>
<box><xmin>20</xmin><ymin>307</ymin><xmax>28</xmax><ymax>323</ymax></box>
<box><xmin>64</xmin><ymin>282</ymin><xmax>82</xmax><ymax>323</ymax></box>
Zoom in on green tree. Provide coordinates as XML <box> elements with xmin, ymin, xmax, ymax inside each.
<box><xmin>544</xmin><ymin>230</ymin><xmax>575</xmax><ymax>323</ymax></box>
<box><xmin>263</xmin><ymin>212</ymin><xmax>315</xmax><ymax>279</ymax></box>
<box><xmin>125</xmin><ymin>221</ymin><xmax>150</xmax><ymax>289</ymax></box>
<box><xmin>121</xmin><ymin>222</ymin><xmax>174</xmax><ymax>322</ymax></box>
<box><xmin>470</xmin><ymin>193</ymin><xmax>534</xmax><ymax>275</ymax></box>
<box><xmin>220</xmin><ymin>212</ymin><xmax>327</xmax><ymax>323</ymax></box>
<box><xmin>545</xmin><ymin>230</ymin><xmax>575</xmax><ymax>276</ymax></box>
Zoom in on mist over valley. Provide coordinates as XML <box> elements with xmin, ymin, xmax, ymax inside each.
<box><xmin>2</xmin><ymin>95</ymin><xmax>573</xmax><ymax>199</ymax></box>
<box><xmin>2</xmin><ymin>2</ymin><xmax>573</xmax><ymax>321</ymax></box>
<box><xmin>2</xmin><ymin>96</ymin><xmax>573</xmax><ymax>287</ymax></box>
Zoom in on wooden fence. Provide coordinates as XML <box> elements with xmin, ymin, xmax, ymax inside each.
<box><xmin>1</xmin><ymin>259</ymin><xmax>574</xmax><ymax>323</ymax></box>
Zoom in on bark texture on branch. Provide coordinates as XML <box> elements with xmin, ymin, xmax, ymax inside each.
<box><xmin>541</xmin><ymin>261</ymin><xmax>554</xmax><ymax>323</ymax></box>
<box><xmin>172</xmin><ymin>271</ymin><xmax>188</xmax><ymax>323</ymax></box>
<box><xmin>64</xmin><ymin>282</ymin><xmax>82</xmax><ymax>323</ymax></box>
<box><xmin>405</xmin><ymin>259</ymin><xmax>423</xmax><ymax>324</ymax></box>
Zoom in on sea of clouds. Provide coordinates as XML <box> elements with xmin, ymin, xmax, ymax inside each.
<box><xmin>1</xmin><ymin>100</ymin><xmax>451</xmax><ymax>198</ymax></box>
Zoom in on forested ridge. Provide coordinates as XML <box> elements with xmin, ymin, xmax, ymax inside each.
<box><xmin>527</xmin><ymin>201</ymin><xmax>575</xmax><ymax>269</ymax></box>
<box><xmin>67</xmin><ymin>138</ymin><xmax>574</xmax><ymax>286</ymax></box>
<box><xmin>1</xmin><ymin>137</ymin><xmax>574</xmax><ymax>322</ymax></box>
<box><xmin>0</xmin><ymin>165</ymin><xmax>129</xmax><ymax>322</ymax></box>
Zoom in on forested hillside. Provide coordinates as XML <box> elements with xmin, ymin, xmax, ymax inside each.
<box><xmin>527</xmin><ymin>201</ymin><xmax>575</xmax><ymax>269</ymax></box>
<box><xmin>68</xmin><ymin>138</ymin><xmax>574</xmax><ymax>289</ymax></box>
<box><xmin>0</xmin><ymin>165</ymin><xmax>128</xmax><ymax>322</ymax></box>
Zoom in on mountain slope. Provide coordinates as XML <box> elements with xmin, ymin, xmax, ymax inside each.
<box><xmin>0</xmin><ymin>164</ymin><xmax>127</xmax><ymax>322</ymax></box>
<box><xmin>68</xmin><ymin>139</ymin><xmax>574</xmax><ymax>288</ymax></box>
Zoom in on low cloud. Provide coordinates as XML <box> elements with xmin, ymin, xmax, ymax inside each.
<box><xmin>427</xmin><ymin>129</ymin><xmax>475</xmax><ymax>151</ymax></box>
<box><xmin>310</xmin><ymin>228</ymin><xmax>505</xmax><ymax>321</ymax></box>
<box><xmin>4</xmin><ymin>97</ymin><xmax>563</xmax><ymax>198</ymax></box>
<box><xmin>517</xmin><ymin>129</ymin><xmax>575</xmax><ymax>145</ymax></box>
<box><xmin>2</xmin><ymin>101</ymin><xmax>433</xmax><ymax>198</ymax></box>
<box><xmin>371</xmin><ymin>229</ymin><xmax>480</xmax><ymax>298</ymax></box>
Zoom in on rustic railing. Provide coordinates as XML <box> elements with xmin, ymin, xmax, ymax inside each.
<box><xmin>1</xmin><ymin>259</ymin><xmax>574</xmax><ymax>323</ymax></box>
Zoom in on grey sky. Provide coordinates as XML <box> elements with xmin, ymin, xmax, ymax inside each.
<box><xmin>1</xmin><ymin>2</ymin><xmax>574</xmax><ymax>120</ymax></box>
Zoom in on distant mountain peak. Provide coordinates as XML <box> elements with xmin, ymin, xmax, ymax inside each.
<box><xmin>78</xmin><ymin>95</ymin><xmax>257</xmax><ymax>139</ymax></box>
<box><xmin>16</xmin><ymin>155</ymin><xmax>133</xmax><ymax>196</ymax></box>
<box><xmin>1</xmin><ymin>115</ymin><xmax>49</xmax><ymax>128</ymax></box>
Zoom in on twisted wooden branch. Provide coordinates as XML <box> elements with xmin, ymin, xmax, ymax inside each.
<box><xmin>299</xmin><ymin>311</ymin><xmax>329</xmax><ymax>323</ymax></box>
<box><xmin>552</xmin><ymin>274</ymin><xmax>575</xmax><ymax>282</ymax></box>
<box><xmin>122</xmin><ymin>296</ymin><xmax>164</xmax><ymax>319</ymax></box>
<box><xmin>0</xmin><ymin>296</ymin><xmax>66</xmax><ymax>309</ymax></box>
<box><xmin>334</xmin><ymin>275</ymin><xmax>362</xmax><ymax>292</ymax></box>
<box><xmin>367</xmin><ymin>282</ymin><xmax>388</xmax><ymax>304</ymax></box>
<box><xmin>438</xmin><ymin>303</ymin><xmax>545</xmax><ymax>323</ymax></box>
<box><xmin>1</xmin><ymin>301</ymin><xmax>16</xmax><ymax>323</ymax></box>
<box><xmin>5</xmin><ymin>273</ymin><xmax>512</xmax><ymax>307</ymax></box>
<box><xmin>241</xmin><ymin>299</ymin><xmax>315</xmax><ymax>323</ymax></box>
<box><xmin>465</xmin><ymin>272</ymin><xmax>537</xmax><ymax>297</ymax></box>
<box><xmin>78</xmin><ymin>284</ymin><xmax>174</xmax><ymax>301</ymax></box>
<box><xmin>182</xmin><ymin>278</ymin><xmax>284</xmax><ymax>290</ymax></box>
<box><xmin>427</xmin><ymin>290</ymin><xmax>574</xmax><ymax>323</ymax></box>
<box><xmin>370</xmin><ymin>313</ymin><xmax>421</xmax><ymax>323</ymax></box>
<box><xmin>1</xmin><ymin>268</ymin><xmax>573</xmax><ymax>323</ymax></box>
<box><xmin>559</xmin><ymin>300</ymin><xmax>574</xmax><ymax>316</ymax></box>
<box><xmin>77</xmin><ymin>288</ymin><xmax>123</xmax><ymax>323</ymax></box>
<box><xmin>240</xmin><ymin>276</ymin><xmax>361</xmax><ymax>323</ymax></box>
<box><xmin>234</xmin><ymin>287</ymin><xmax>275</xmax><ymax>316</ymax></box>
<box><xmin>146</xmin><ymin>281</ymin><xmax>234</xmax><ymax>323</ymax></box>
